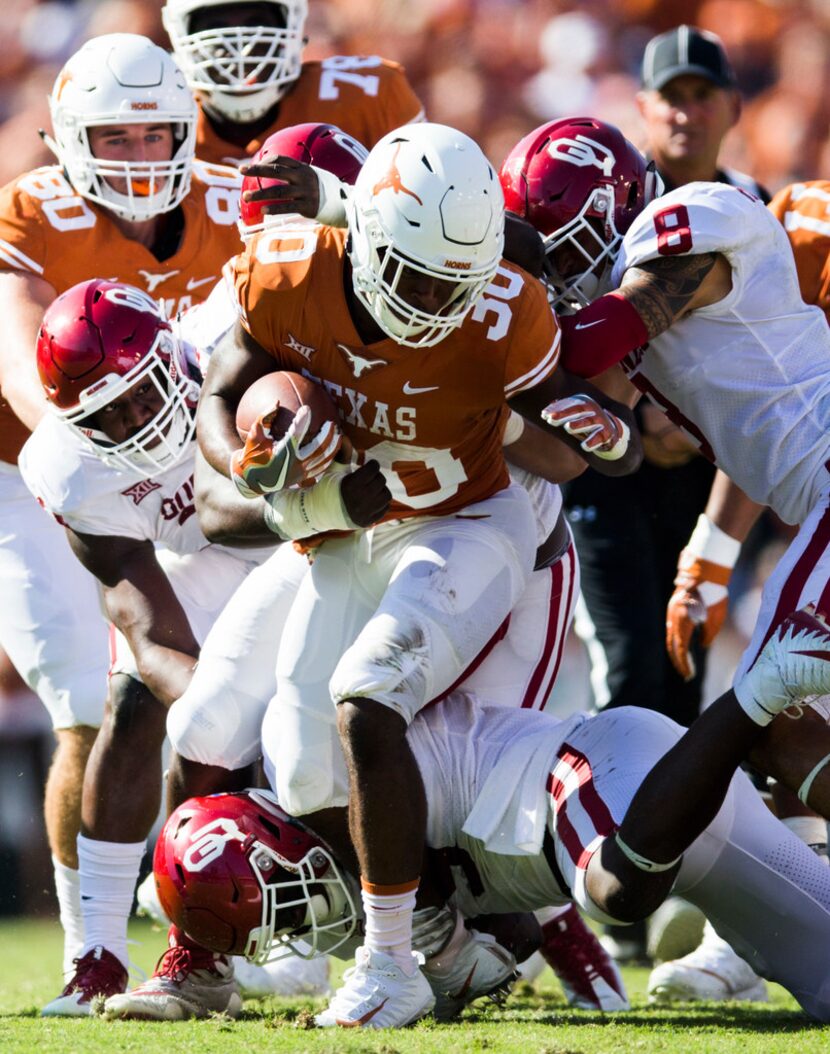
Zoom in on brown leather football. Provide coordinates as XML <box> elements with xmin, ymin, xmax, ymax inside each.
<box><xmin>235</xmin><ymin>370</ymin><xmax>339</xmax><ymax>441</ymax></box>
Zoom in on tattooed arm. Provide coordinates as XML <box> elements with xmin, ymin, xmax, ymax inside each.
<box><xmin>559</xmin><ymin>251</ymin><xmax>733</xmax><ymax>377</ymax></box>
<box><xmin>617</xmin><ymin>252</ymin><xmax>732</xmax><ymax>337</ymax></box>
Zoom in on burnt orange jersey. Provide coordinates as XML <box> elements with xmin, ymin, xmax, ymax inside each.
<box><xmin>195</xmin><ymin>56</ymin><xmax>424</xmax><ymax>166</ymax></box>
<box><xmin>769</xmin><ymin>181</ymin><xmax>830</xmax><ymax>324</ymax></box>
<box><xmin>0</xmin><ymin>160</ymin><xmax>243</xmax><ymax>463</ymax></box>
<box><xmin>233</xmin><ymin>225</ymin><xmax>560</xmax><ymax>522</ymax></box>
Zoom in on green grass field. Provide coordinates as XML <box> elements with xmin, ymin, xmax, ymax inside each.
<box><xmin>1</xmin><ymin>916</ymin><xmax>826</xmax><ymax>1054</ymax></box>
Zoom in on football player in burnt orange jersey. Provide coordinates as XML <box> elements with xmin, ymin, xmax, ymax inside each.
<box><xmin>197</xmin><ymin>121</ymin><xmax>642</xmax><ymax>1028</ymax></box>
<box><xmin>162</xmin><ymin>0</ymin><xmax>425</xmax><ymax>167</ymax></box>
<box><xmin>769</xmin><ymin>180</ymin><xmax>830</xmax><ymax>324</ymax></box>
<box><xmin>0</xmin><ymin>32</ymin><xmax>244</xmax><ymax>1002</ymax></box>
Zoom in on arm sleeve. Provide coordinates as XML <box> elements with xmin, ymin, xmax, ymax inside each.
<box><xmin>558</xmin><ymin>293</ymin><xmax>649</xmax><ymax>378</ymax></box>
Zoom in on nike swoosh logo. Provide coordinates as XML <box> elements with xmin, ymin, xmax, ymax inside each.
<box><xmin>574</xmin><ymin>319</ymin><xmax>604</xmax><ymax>330</ymax></box>
<box><xmin>402</xmin><ymin>381</ymin><xmax>439</xmax><ymax>395</ymax></box>
<box><xmin>335</xmin><ymin>997</ymin><xmax>388</xmax><ymax>1027</ymax></box>
<box><xmin>186</xmin><ymin>276</ymin><xmax>216</xmax><ymax>292</ymax></box>
<box><xmin>450</xmin><ymin>964</ymin><xmax>477</xmax><ymax>1000</ymax></box>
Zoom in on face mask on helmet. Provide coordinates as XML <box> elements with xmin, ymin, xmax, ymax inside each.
<box><xmin>37</xmin><ymin>279</ymin><xmax>199</xmax><ymax>478</ymax></box>
<box><xmin>499</xmin><ymin>117</ymin><xmax>662</xmax><ymax>313</ymax></box>
<box><xmin>239</xmin><ymin>122</ymin><xmax>368</xmax><ymax>239</ymax></box>
<box><xmin>45</xmin><ymin>34</ymin><xmax>197</xmax><ymax>223</ymax></box>
<box><xmin>347</xmin><ymin>123</ymin><xmax>505</xmax><ymax>348</ymax></box>
<box><xmin>154</xmin><ymin>790</ymin><xmax>359</xmax><ymax>962</ymax></box>
<box><xmin>162</xmin><ymin>0</ymin><xmax>308</xmax><ymax>124</ymax></box>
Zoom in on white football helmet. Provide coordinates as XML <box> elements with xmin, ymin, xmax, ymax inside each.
<box><xmin>162</xmin><ymin>0</ymin><xmax>308</xmax><ymax>123</ymax></box>
<box><xmin>348</xmin><ymin>123</ymin><xmax>504</xmax><ymax>348</ymax></box>
<box><xmin>46</xmin><ymin>34</ymin><xmax>197</xmax><ymax>223</ymax></box>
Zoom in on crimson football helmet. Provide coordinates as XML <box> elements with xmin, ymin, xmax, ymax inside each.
<box><xmin>37</xmin><ymin>279</ymin><xmax>199</xmax><ymax>477</ymax></box>
<box><xmin>154</xmin><ymin>790</ymin><xmax>359</xmax><ymax>963</ymax></box>
<box><xmin>239</xmin><ymin>122</ymin><xmax>368</xmax><ymax>238</ymax></box>
<box><xmin>499</xmin><ymin>117</ymin><xmax>662</xmax><ymax>311</ymax></box>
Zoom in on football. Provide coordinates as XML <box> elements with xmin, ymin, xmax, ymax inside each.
<box><xmin>235</xmin><ymin>370</ymin><xmax>339</xmax><ymax>442</ymax></box>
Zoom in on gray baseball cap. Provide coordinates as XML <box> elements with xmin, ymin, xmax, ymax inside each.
<box><xmin>641</xmin><ymin>25</ymin><xmax>737</xmax><ymax>92</ymax></box>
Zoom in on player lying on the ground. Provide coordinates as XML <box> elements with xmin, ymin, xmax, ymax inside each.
<box><xmin>153</xmin><ymin>605</ymin><xmax>830</xmax><ymax>1025</ymax></box>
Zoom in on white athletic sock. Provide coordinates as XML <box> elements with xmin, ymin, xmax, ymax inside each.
<box><xmin>534</xmin><ymin>904</ymin><xmax>570</xmax><ymax>926</ymax></box>
<box><xmin>52</xmin><ymin>856</ymin><xmax>84</xmax><ymax>980</ymax></box>
<box><xmin>77</xmin><ymin>834</ymin><xmax>146</xmax><ymax>969</ymax></box>
<box><xmin>361</xmin><ymin>879</ymin><xmax>419</xmax><ymax>973</ymax></box>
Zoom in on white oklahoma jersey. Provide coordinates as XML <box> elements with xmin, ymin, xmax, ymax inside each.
<box><xmin>614</xmin><ymin>182</ymin><xmax>830</xmax><ymax>527</ymax></box>
<box><xmin>18</xmin><ymin>418</ymin><xmax>272</xmax><ymax>679</ymax></box>
<box><xmin>405</xmin><ymin>693</ymin><xmax>830</xmax><ymax>1022</ymax></box>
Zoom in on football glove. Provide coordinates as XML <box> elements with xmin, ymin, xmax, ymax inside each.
<box><xmin>230</xmin><ymin>404</ymin><xmax>342</xmax><ymax>498</ymax></box>
<box><xmin>666</xmin><ymin>514</ymin><xmax>740</xmax><ymax>681</ymax></box>
<box><xmin>542</xmin><ymin>394</ymin><xmax>630</xmax><ymax>460</ymax></box>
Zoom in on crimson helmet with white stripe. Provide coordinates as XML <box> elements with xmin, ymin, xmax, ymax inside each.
<box><xmin>36</xmin><ymin>278</ymin><xmax>198</xmax><ymax>477</ymax></box>
<box><xmin>239</xmin><ymin>122</ymin><xmax>368</xmax><ymax>238</ymax></box>
<box><xmin>499</xmin><ymin>117</ymin><xmax>661</xmax><ymax>311</ymax></box>
<box><xmin>154</xmin><ymin>789</ymin><xmax>358</xmax><ymax>961</ymax></box>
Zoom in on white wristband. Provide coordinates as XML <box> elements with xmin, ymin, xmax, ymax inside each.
<box><xmin>592</xmin><ymin>418</ymin><xmax>630</xmax><ymax>461</ymax></box>
<box><xmin>313</xmin><ymin>166</ymin><xmax>350</xmax><ymax>227</ymax></box>
<box><xmin>263</xmin><ymin>470</ymin><xmax>358</xmax><ymax>540</ymax></box>
<box><xmin>502</xmin><ymin>410</ymin><xmax>525</xmax><ymax>446</ymax></box>
<box><xmin>686</xmin><ymin>513</ymin><xmax>741</xmax><ymax>568</ymax></box>
<box><xmin>614</xmin><ymin>832</ymin><xmax>681</xmax><ymax>873</ymax></box>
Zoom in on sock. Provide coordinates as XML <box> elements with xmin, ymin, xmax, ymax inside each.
<box><xmin>361</xmin><ymin>878</ymin><xmax>419</xmax><ymax>973</ymax></box>
<box><xmin>52</xmin><ymin>856</ymin><xmax>84</xmax><ymax>981</ymax></box>
<box><xmin>781</xmin><ymin>815</ymin><xmax>830</xmax><ymax>862</ymax></box>
<box><xmin>77</xmin><ymin>834</ymin><xmax>146</xmax><ymax>969</ymax></box>
<box><xmin>424</xmin><ymin>909</ymin><xmax>468</xmax><ymax>975</ymax></box>
<box><xmin>535</xmin><ymin>905</ymin><xmax>570</xmax><ymax>926</ymax></box>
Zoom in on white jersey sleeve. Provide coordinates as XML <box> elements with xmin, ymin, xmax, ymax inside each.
<box><xmin>612</xmin><ymin>182</ymin><xmax>830</xmax><ymax>526</ymax></box>
<box><xmin>613</xmin><ymin>182</ymin><xmax>776</xmax><ymax>279</ymax></box>
<box><xmin>19</xmin><ymin>415</ymin><xmax>210</xmax><ymax>553</ymax></box>
<box><xmin>174</xmin><ymin>259</ymin><xmax>240</xmax><ymax>376</ymax></box>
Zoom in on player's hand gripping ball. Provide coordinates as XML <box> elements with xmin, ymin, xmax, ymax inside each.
<box><xmin>231</xmin><ymin>371</ymin><xmax>342</xmax><ymax>497</ymax></box>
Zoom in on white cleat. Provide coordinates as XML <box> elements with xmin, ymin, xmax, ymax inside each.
<box><xmin>647</xmin><ymin>897</ymin><xmax>706</xmax><ymax>964</ymax></box>
<box><xmin>102</xmin><ymin>926</ymin><xmax>242</xmax><ymax>1020</ymax></box>
<box><xmin>423</xmin><ymin>928</ymin><xmax>517</xmax><ymax>1021</ymax></box>
<box><xmin>234</xmin><ymin>953</ymin><xmax>331</xmax><ymax>997</ymax></box>
<box><xmin>315</xmin><ymin>946</ymin><xmax>435</xmax><ymax>1028</ymax></box>
<box><xmin>735</xmin><ymin>606</ymin><xmax>830</xmax><ymax>725</ymax></box>
<box><xmin>647</xmin><ymin>926</ymin><xmax>767</xmax><ymax>1004</ymax></box>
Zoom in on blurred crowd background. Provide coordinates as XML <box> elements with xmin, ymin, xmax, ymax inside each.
<box><xmin>0</xmin><ymin>0</ymin><xmax>825</xmax><ymax>914</ymax></box>
<box><xmin>3</xmin><ymin>0</ymin><xmax>830</xmax><ymax>189</ymax></box>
